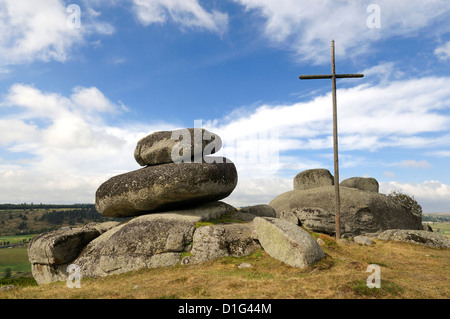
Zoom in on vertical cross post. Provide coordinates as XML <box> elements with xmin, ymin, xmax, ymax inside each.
<box><xmin>299</xmin><ymin>40</ymin><xmax>364</xmax><ymax>239</ymax></box>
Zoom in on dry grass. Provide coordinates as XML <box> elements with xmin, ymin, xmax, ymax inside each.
<box><xmin>1</xmin><ymin>238</ymin><xmax>449</xmax><ymax>299</ymax></box>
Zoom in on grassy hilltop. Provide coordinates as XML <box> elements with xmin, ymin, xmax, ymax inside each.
<box><xmin>0</xmin><ymin>207</ymin><xmax>448</xmax><ymax>299</ymax></box>
<box><xmin>1</xmin><ymin>232</ymin><xmax>449</xmax><ymax>299</ymax></box>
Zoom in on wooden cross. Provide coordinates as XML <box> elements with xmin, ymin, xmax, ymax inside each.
<box><xmin>299</xmin><ymin>40</ymin><xmax>364</xmax><ymax>239</ymax></box>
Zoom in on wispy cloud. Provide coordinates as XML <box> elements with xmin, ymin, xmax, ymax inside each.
<box><xmin>2</xmin><ymin>71</ymin><xmax>450</xmax><ymax>208</ymax></box>
<box><xmin>396</xmin><ymin>160</ymin><xmax>432</xmax><ymax>169</ymax></box>
<box><xmin>0</xmin><ymin>84</ymin><xmax>176</xmax><ymax>203</ymax></box>
<box><xmin>0</xmin><ymin>0</ymin><xmax>114</xmax><ymax>69</ymax></box>
<box><xmin>207</xmin><ymin>74</ymin><xmax>450</xmax><ymax>154</ymax></box>
<box><xmin>233</xmin><ymin>0</ymin><xmax>450</xmax><ymax>64</ymax></box>
<box><xmin>380</xmin><ymin>180</ymin><xmax>450</xmax><ymax>213</ymax></box>
<box><xmin>426</xmin><ymin>150</ymin><xmax>450</xmax><ymax>158</ymax></box>
<box><xmin>132</xmin><ymin>0</ymin><xmax>228</xmax><ymax>35</ymax></box>
<box><xmin>435</xmin><ymin>41</ymin><xmax>450</xmax><ymax>61</ymax></box>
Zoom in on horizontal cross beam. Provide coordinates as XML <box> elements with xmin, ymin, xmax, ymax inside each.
<box><xmin>299</xmin><ymin>74</ymin><xmax>364</xmax><ymax>80</ymax></box>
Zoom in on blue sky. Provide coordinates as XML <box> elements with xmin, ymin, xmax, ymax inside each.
<box><xmin>1</xmin><ymin>0</ymin><xmax>450</xmax><ymax>213</ymax></box>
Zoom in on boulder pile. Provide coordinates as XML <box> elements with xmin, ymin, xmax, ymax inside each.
<box><xmin>28</xmin><ymin>129</ymin><xmax>326</xmax><ymax>285</ymax></box>
<box><xmin>96</xmin><ymin>128</ymin><xmax>237</xmax><ymax>218</ymax></box>
<box><xmin>270</xmin><ymin>168</ymin><xmax>423</xmax><ymax>236</ymax></box>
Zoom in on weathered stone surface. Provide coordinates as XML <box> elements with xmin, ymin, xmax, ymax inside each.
<box><xmin>189</xmin><ymin>223</ymin><xmax>261</xmax><ymax>264</ymax></box>
<box><xmin>31</xmin><ymin>263</ymin><xmax>71</xmax><ymax>286</ymax></box>
<box><xmin>293</xmin><ymin>169</ymin><xmax>334</xmax><ymax>191</ymax></box>
<box><xmin>74</xmin><ymin>202</ymin><xmax>236</xmax><ymax>278</ymax></box>
<box><xmin>81</xmin><ymin>221</ymin><xmax>122</xmax><ymax>234</ymax></box>
<box><xmin>278</xmin><ymin>211</ymin><xmax>300</xmax><ymax>225</ymax></box>
<box><xmin>27</xmin><ymin>222</ymin><xmax>120</xmax><ymax>265</ymax></box>
<box><xmin>96</xmin><ymin>160</ymin><xmax>238</xmax><ymax>217</ymax></box>
<box><xmin>253</xmin><ymin>217</ymin><xmax>325</xmax><ymax>269</ymax></box>
<box><xmin>377</xmin><ymin>229</ymin><xmax>450</xmax><ymax>249</ymax></box>
<box><xmin>353</xmin><ymin>235</ymin><xmax>375</xmax><ymax>246</ymax></box>
<box><xmin>270</xmin><ymin>186</ymin><xmax>422</xmax><ymax>236</ymax></box>
<box><xmin>229</xmin><ymin>211</ymin><xmax>258</xmax><ymax>222</ymax></box>
<box><xmin>134</xmin><ymin>128</ymin><xmax>222</xmax><ymax>166</ymax></box>
<box><xmin>30</xmin><ymin>202</ymin><xmax>236</xmax><ymax>284</ymax></box>
<box><xmin>294</xmin><ymin>208</ymin><xmax>336</xmax><ymax>234</ymax></box>
<box><xmin>239</xmin><ymin>204</ymin><xmax>276</xmax><ymax>218</ymax></box>
<box><xmin>340</xmin><ymin>177</ymin><xmax>379</xmax><ymax>193</ymax></box>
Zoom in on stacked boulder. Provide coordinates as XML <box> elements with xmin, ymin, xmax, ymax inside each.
<box><xmin>270</xmin><ymin>168</ymin><xmax>423</xmax><ymax>237</ymax></box>
<box><xmin>28</xmin><ymin>129</ymin><xmax>327</xmax><ymax>285</ymax></box>
<box><xmin>96</xmin><ymin>128</ymin><xmax>237</xmax><ymax>218</ymax></box>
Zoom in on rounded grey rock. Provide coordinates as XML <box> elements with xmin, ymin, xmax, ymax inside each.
<box><xmin>239</xmin><ymin>204</ymin><xmax>276</xmax><ymax>218</ymax></box>
<box><xmin>95</xmin><ymin>160</ymin><xmax>238</xmax><ymax>217</ymax></box>
<box><xmin>253</xmin><ymin>217</ymin><xmax>325</xmax><ymax>269</ymax></box>
<box><xmin>134</xmin><ymin>128</ymin><xmax>222</xmax><ymax>166</ymax></box>
<box><xmin>293</xmin><ymin>169</ymin><xmax>334</xmax><ymax>191</ymax></box>
<box><xmin>340</xmin><ymin>177</ymin><xmax>379</xmax><ymax>193</ymax></box>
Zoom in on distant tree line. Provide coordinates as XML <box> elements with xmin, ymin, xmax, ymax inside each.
<box><xmin>0</xmin><ymin>239</ymin><xmax>29</xmax><ymax>246</ymax></box>
<box><xmin>39</xmin><ymin>206</ymin><xmax>109</xmax><ymax>225</ymax></box>
<box><xmin>0</xmin><ymin>203</ymin><xmax>123</xmax><ymax>236</ymax></box>
<box><xmin>0</xmin><ymin>203</ymin><xmax>95</xmax><ymax>210</ymax></box>
<box><xmin>422</xmin><ymin>215</ymin><xmax>450</xmax><ymax>223</ymax></box>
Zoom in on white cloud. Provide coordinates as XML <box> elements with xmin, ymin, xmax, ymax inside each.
<box><xmin>360</xmin><ymin>61</ymin><xmax>405</xmax><ymax>84</ymax></box>
<box><xmin>397</xmin><ymin>160</ymin><xmax>431</xmax><ymax>169</ymax></box>
<box><xmin>0</xmin><ymin>0</ymin><xmax>114</xmax><ymax>68</ymax></box>
<box><xmin>132</xmin><ymin>0</ymin><xmax>228</xmax><ymax>34</ymax></box>
<box><xmin>426</xmin><ymin>150</ymin><xmax>450</xmax><ymax>158</ymax></box>
<box><xmin>233</xmin><ymin>0</ymin><xmax>450</xmax><ymax>63</ymax></box>
<box><xmin>380</xmin><ymin>180</ymin><xmax>450</xmax><ymax>213</ymax></box>
<box><xmin>0</xmin><ymin>84</ymin><xmax>176</xmax><ymax>204</ymax></box>
<box><xmin>224</xmin><ymin>176</ymin><xmax>292</xmax><ymax>207</ymax></box>
<box><xmin>203</xmin><ymin>73</ymin><xmax>450</xmax><ymax>210</ymax></box>
<box><xmin>2</xmin><ymin>73</ymin><xmax>450</xmax><ymax>209</ymax></box>
<box><xmin>434</xmin><ymin>41</ymin><xmax>450</xmax><ymax>61</ymax></box>
<box><xmin>70</xmin><ymin>86</ymin><xmax>121</xmax><ymax>114</ymax></box>
<box><xmin>205</xmin><ymin>74</ymin><xmax>450</xmax><ymax>154</ymax></box>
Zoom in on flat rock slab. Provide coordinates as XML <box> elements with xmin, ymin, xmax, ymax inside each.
<box><xmin>96</xmin><ymin>160</ymin><xmax>238</xmax><ymax>217</ymax></box>
<box><xmin>253</xmin><ymin>217</ymin><xmax>325</xmax><ymax>269</ymax></box>
<box><xmin>377</xmin><ymin>229</ymin><xmax>450</xmax><ymax>249</ymax></box>
<box><xmin>134</xmin><ymin>128</ymin><xmax>222</xmax><ymax>166</ymax></box>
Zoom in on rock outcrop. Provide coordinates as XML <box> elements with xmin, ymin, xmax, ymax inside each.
<box><xmin>74</xmin><ymin>202</ymin><xmax>236</xmax><ymax>277</ymax></box>
<box><xmin>96</xmin><ymin>128</ymin><xmax>237</xmax><ymax>218</ymax></box>
<box><xmin>28</xmin><ymin>129</ymin><xmax>326</xmax><ymax>285</ymax></box>
<box><xmin>377</xmin><ymin>229</ymin><xmax>450</xmax><ymax>249</ymax></box>
<box><xmin>28</xmin><ymin>222</ymin><xmax>120</xmax><ymax>285</ymax></box>
<box><xmin>270</xmin><ymin>169</ymin><xmax>422</xmax><ymax>236</ymax></box>
<box><xmin>29</xmin><ymin>201</ymin><xmax>325</xmax><ymax>284</ymax></box>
